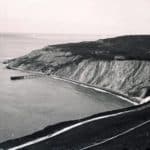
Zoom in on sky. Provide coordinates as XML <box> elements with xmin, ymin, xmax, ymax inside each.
<box><xmin>0</xmin><ymin>0</ymin><xmax>150</xmax><ymax>35</ymax></box>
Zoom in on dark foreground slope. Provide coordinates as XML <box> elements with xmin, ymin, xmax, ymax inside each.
<box><xmin>5</xmin><ymin>35</ymin><xmax>150</xmax><ymax>98</ymax></box>
<box><xmin>0</xmin><ymin>102</ymin><xmax>150</xmax><ymax>150</ymax></box>
<box><xmin>89</xmin><ymin>122</ymin><xmax>150</xmax><ymax>150</ymax></box>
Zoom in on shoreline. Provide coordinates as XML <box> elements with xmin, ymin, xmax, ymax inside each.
<box><xmin>5</xmin><ymin>64</ymin><xmax>138</xmax><ymax>105</ymax></box>
<box><xmin>1</xmin><ymin>63</ymin><xmax>150</xmax><ymax>150</ymax></box>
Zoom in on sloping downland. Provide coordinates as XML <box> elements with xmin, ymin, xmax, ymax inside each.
<box><xmin>0</xmin><ymin>102</ymin><xmax>150</xmax><ymax>150</ymax></box>
<box><xmin>5</xmin><ymin>35</ymin><xmax>150</xmax><ymax>98</ymax></box>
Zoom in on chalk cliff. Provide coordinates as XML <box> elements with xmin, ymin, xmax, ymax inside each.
<box><xmin>6</xmin><ymin>35</ymin><xmax>150</xmax><ymax>99</ymax></box>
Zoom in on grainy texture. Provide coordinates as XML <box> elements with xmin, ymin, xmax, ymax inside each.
<box><xmin>6</xmin><ymin>35</ymin><xmax>150</xmax><ymax>98</ymax></box>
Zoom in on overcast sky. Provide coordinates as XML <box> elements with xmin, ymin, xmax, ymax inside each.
<box><xmin>0</xmin><ymin>0</ymin><xmax>150</xmax><ymax>35</ymax></box>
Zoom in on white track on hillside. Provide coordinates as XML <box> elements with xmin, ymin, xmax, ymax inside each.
<box><xmin>8</xmin><ymin>107</ymin><xmax>137</xmax><ymax>150</ymax></box>
<box><xmin>3</xmin><ymin>71</ymin><xmax>138</xmax><ymax>150</ymax></box>
<box><xmin>80</xmin><ymin>119</ymin><xmax>150</xmax><ymax>150</ymax></box>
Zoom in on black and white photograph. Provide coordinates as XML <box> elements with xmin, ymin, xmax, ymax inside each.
<box><xmin>0</xmin><ymin>0</ymin><xmax>150</xmax><ymax>149</ymax></box>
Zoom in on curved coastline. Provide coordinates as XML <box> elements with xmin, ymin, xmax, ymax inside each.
<box><xmin>2</xmin><ymin>35</ymin><xmax>150</xmax><ymax>149</ymax></box>
<box><xmin>5</xmin><ymin>65</ymin><xmax>138</xmax><ymax>105</ymax></box>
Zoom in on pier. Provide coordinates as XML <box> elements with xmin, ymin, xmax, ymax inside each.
<box><xmin>10</xmin><ymin>74</ymin><xmax>48</xmax><ymax>80</ymax></box>
<box><xmin>10</xmin><ymin>76</ymin><xmax>25</xmax><ymax>80</ymax></box>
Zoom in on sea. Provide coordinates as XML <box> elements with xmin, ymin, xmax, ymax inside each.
<box><xmin>0</xmin><ymin>33</ymin><xmax>131</xmax><ymax>143</ymax></box>
<box><xmin>0</xmin><ymin>33</ymin><xmax>103</xmax><ymax>59</ymax></box>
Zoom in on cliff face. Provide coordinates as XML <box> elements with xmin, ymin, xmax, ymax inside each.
<box><xmin>6</xmin><ymin>35</ymin><xmax>150</xmax><ymax>98</ymax></box>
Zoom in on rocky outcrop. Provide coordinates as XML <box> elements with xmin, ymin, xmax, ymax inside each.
<box><xmin>6</xmin><ymin>35</ymin><xmax>150</xmax><ymax>99</ymax></box>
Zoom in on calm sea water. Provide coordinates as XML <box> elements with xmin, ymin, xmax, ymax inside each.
<box><xmin>0</xmin><ymin>33</ymin><xmax>131</xmax><ymax>143</ymax></box>
<box><xmin>0</xmin><ymin>33</ymin><xmax>101</xmax><ymax>58</ymax></box>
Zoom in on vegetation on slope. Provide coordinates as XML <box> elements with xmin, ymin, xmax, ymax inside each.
<box><xmin>5</xmin><ymin>35</ymin><xmax>150</xmax><ymax>98</ymax></box>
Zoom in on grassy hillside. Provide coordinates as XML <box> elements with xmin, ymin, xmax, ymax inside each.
<box><xmin>5</xmin><ymin>35</ymin><xmax>150</xmax><ymax>98</ymax></box>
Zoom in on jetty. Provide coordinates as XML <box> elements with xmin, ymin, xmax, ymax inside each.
<box><xmin>10</xmin><ymin>76</ymin><xmax>25</xmax><ymax>80</ymax></box>
<box><xmin>10</xmin><ymin>74</ymin><xmax>48</xmax><ymax>80</ymax></box>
